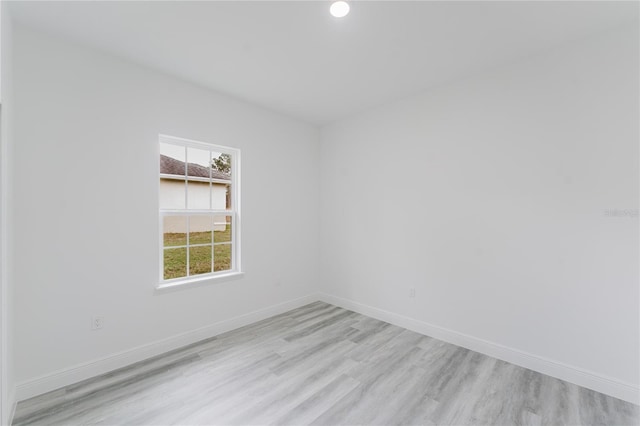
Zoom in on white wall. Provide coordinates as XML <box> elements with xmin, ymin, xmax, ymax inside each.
<box><xmin>0</xmin><ymin>2</ymin><xmax>15</xmax><ymax>423</ymax></box>
<box><xmin>9</xmin><ymin>16</ymin><xmax>639</xmax><ymax>407</ymax></box>
<box><xmin>12</xmin><ymin>25</ymin><xmax>320</xmax><ymax>391</ymax></box>
<box><xmin>320</xmin><ymin>25</ymin><xmax>639</xmax><ymax>401</ymax></box>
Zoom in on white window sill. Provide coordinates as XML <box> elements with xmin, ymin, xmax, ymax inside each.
<box><xmin>155</xmin><ymin>271</ymin><xmax>245</xmax><ymax>294</ymax></box>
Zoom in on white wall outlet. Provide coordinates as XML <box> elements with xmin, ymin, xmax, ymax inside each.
<box><xmin>91</xmin><ymin>316</ymin><xmax>104</xmax><ymax>330</ymax></box>
<box><xmin>409</xmin><ymin>288</ymin><xmax>416</xmax><ymax>298</ymax></box>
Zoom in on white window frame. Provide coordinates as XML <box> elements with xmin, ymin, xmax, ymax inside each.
<box><xmin>157</xmin><ymin>134</ymin><xmax>242</xmax><ymax>291</ymax></box>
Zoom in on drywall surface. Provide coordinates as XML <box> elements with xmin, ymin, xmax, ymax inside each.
<box><xmin>1</xmin><ymin>3</ymin><xmax>15</xmax><ymax>423</ymax></box>
<box><xmin>320</xmin><ymin>25</ymin><xmax>639</xmax><ymax>395</ymax></box>
<box><xmin>12</xmin><ymin>25</ymin><xmax>320</xmax><ymax>386</ymax></box>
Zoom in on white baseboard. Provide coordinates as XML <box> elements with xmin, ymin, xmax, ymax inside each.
<box><xmin>318</xmin><ymin>293</ymin><xmax>640</xmax><ymax>405</ymax></box>
<box><xmin>14</xmin><ymin>292</ymin><xmax>639</xmax><ymax>407</ymax></box>
<box><xmin>15</xmin><ymin>294</ymin><xmax>319</xmax><ymax>402</ymax></box>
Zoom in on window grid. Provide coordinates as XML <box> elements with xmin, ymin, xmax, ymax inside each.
<box><xmin>159</xmin><ymin>135</ymin><xmax>239</xmax><ymax>284</ymax></box>
<box><xmin>161</xmin><ymin>214</ymin><xmax>235</xmax><ymax>281</ymax></box>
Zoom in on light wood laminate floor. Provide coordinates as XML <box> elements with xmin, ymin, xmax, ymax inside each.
<box><xmin>13</xmin><ymin>302</ymin><xmax>639</xmax><ymax>425</ymax></box>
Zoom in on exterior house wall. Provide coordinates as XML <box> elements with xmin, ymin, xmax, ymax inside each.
<box><xmin>161</xmin><ymin>178</ymin><xmax>228</xmax><ymax>232</ymax></box>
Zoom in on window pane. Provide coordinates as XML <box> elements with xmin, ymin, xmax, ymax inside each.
<box><xmin>164</xmin><ymin>248</ymin><xmax>187</xmax><ymax>280</ymax></box>
<box><xmin>211</xmin><ymin>183</ymin><xmax>229</xmax><ymax>210</ymax></box>
<box><xmin>187</xmin><ymin>181</ymin><xmax>210</xmax><ymax>209</ymax></box>
<box><xmin>187</xmin><ymin>147</ymin><xmax>212</xmax><ymax>171</ymax></box>
<box><xmin>190</xmin><ymin>245</ymin><xmax>212</xmax><ymax>275</ymax></box>
<box><xmin>214</xmin><ymin>243</ymin><xmax>232</xmax><ymax>272</ymax></box>
<box><xmin>160</xmin><ymin>143</ymin><xmax>187</xmax><ymax>209</ymax></box>
<box><xmin>189</xmin><ymin>215</ymin><xmax>212</xmax><ymax>245</ymax></box>
<box><xmin>186</xmin><ymin>147</ymin><xmax>212</xmax><ymax>209</ymax></box>
<box><xmin>160</xmin><ymin>179</ymin><xmax>186</xmax><ymax>209</ymax></box>
<box><xmin>214</xmin><ymin>216</ymin><xmax>232</xmax><ymax>243</ymax></box>
<box><xmin>225</xmin><ymin>184</ymin><xmax>231</xmax><ymax>210</ymax></box>
<box><xmin>163</xmin><ymin>216</ymin><xmax>187</xmax><ymax>247</ymax></box>
<box><xmin>211</xmin><ymin>152</ymin><xmax>232</xmax><ymax>180</ymax></box>
<box><xmin>160</xmin><ymin>143</ymin><xmax>186</xmax><ymax>177</ymax></box>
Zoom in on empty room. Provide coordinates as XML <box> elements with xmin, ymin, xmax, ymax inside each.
<box><xmin>0</xmin><ymin>0</ymin><xmax>638</xmax><ymax>425</ymax></box>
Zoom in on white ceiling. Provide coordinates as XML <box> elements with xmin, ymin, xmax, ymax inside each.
<box><xmin>9</xmin><ymin>1</ymin><xmax>639</xmax><ymax>125</ymax></box>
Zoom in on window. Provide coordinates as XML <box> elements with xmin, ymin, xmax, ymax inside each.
<box><xmin>158</xmin><ymin>135</ymin><xmax>241</xmax><ymax>287</ymax></box>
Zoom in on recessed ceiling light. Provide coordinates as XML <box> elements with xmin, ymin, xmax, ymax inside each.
<box><xmin>330</xmin><ymin>1</ymin><xmax>350</xmax><ymax>18</ymax></box>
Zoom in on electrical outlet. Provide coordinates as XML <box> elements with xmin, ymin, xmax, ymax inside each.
<box><xmin>91</xmin><ymin>316</ymin><xmax>104</xmax><ymax>330</ymax></box>
<box><xmin>409</xmin><ymin>288</ymin><xmax>416</xmax><ymax>298</ymax></box>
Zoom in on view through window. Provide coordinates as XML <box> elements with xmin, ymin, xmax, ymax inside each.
<box><xmin>159</xmin><ymin>135</ymin><xmax>240</xmax><ymax>283</ymax></box>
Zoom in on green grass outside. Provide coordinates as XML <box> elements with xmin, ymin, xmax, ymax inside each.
<box><xmin>163</xmin><ymin>226</ymin><xmax>232</xmax><ymax>280</ymax></box>
<box><xmin>164</xmin><ymin>225</ymin><xmax>231</xmax><ymax>246</ymax></box>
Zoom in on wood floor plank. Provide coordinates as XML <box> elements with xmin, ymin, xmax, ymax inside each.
<box><xmin>272</xmin><ymin>374</ymin><xmax>360</xmax><ymax>426</ymax></box>
<box><xmin>13</xmin><ymin>302</ymin><xmax>640</xmax><ymax>425</ymax></box>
